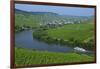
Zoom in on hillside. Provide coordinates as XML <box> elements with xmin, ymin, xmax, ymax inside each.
<box><xmin>15</xmin><ymin>9</ymin><xmax>94</xmax><ymax>29</ymax></box>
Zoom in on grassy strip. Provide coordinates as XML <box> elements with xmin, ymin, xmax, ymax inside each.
<box><xmin>15</xmin><ymin>47</ymin><xmax>94</xmax><ymax>66</ymax></box>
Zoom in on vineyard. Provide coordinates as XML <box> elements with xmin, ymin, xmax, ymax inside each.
<box><xmin>15</xmin><ymin>47</ymin><xmax>94</xmax><ymax>66</ymax></box>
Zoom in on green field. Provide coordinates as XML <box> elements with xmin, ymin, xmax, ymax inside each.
<box><xmin>15</xmin><ymin>47</ymin><xmax>94</xmax><ymax>66</ymax></box>
<box><xmin>46</xmin><ymin>23</ymin><xmax>94</xmax><ymax>42</ymax></box>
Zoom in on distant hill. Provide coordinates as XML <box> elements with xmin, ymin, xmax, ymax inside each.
<box><xmin>15</xmin><ymin>9</ymin><xmax>94</xmax><ymax>28</ymax></box>
<box><xmin>15</xmin><ymin>9</ymin><xmax>58</xmax><ymax>16</ymax></box>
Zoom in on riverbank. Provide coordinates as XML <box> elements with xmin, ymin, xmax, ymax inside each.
<box><xmin>15</xmin><ymin>47</ymin><xmax>94</xmax><ymax>66</ymax></box>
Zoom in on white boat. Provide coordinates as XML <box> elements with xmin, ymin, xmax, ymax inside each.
<box><xmin>74</xmin><ymin>47</ymin><xmax>86</xmax><ymax>52</ymax></box>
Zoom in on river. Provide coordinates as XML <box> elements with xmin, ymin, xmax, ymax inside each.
<box><xmin>15</xmin><ymin>30</ymin><xmax>93</xmax><ymax>55</ymax></box>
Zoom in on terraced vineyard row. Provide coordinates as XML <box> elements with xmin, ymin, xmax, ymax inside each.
<box><xmin>15</xmin><ymin>47</ymin><xmax>94</xmax><ymax>66</ymax></box>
